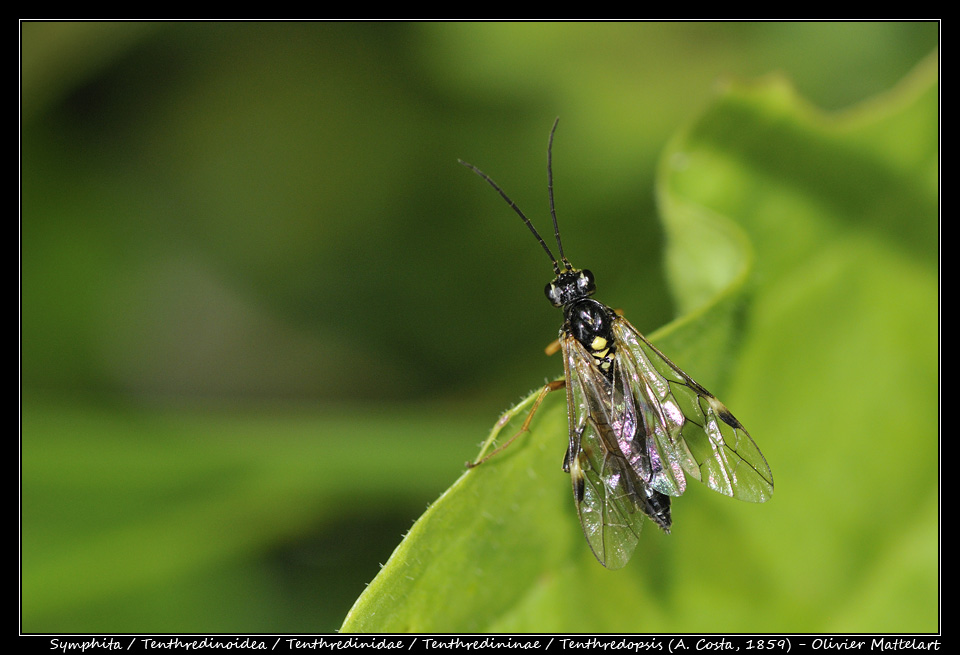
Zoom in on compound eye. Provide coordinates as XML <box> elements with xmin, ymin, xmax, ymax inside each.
<box><xmin>578</xmin><ymin>270</ymin><xmax>596</xmax><ymax>295</ymax></box>
<box><xmin>545</xmin><ymin>281</ymin><xmax>563</xmax><ymax>307</ymax></box>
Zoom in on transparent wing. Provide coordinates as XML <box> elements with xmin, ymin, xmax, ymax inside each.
<box><xmin>611</xmin><ymin>317</ymin><xmax>774</xmax><ymax>503</ymax></box>
<box><xmin>562</xmin><ymin>336</ymin><xmax>671</xmax><ymax>569</ymax></box>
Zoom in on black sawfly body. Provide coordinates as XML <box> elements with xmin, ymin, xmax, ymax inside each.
<box><xmin>460</xmin><ymin>119</ymin><xmax>773</xmax><ymax>569</ymax></box>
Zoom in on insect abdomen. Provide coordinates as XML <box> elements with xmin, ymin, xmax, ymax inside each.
<box><xmin>642</xmin><ymin>487</ymin><xmax>672</xmax><ymax>533</ymax></box>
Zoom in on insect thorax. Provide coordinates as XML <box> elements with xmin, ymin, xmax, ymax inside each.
<box><xmin>564</xmin><ymin>298</ymin><xmax>617</xmax><ymax>376</ymax></box>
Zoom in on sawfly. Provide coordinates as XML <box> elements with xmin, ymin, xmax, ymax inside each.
<box><xmin>459</xmin><ymin>119</ymin><xmax>773</xmax><ymax>569</ymax></box>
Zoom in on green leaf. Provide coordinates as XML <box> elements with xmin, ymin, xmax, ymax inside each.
<box><xmin>341</xmin><ymin>53</ymin><xmax>938</xmax><ymax>633</ymax></box>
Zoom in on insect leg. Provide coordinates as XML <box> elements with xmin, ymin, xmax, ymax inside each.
<box><xmin>467</xmin><ymin>379</ymin><xmax>566</xmax><ymax>468</ymax></box>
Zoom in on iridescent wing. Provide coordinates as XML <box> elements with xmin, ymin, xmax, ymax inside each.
<box><xmin>611</xmin><ymin>317</ymin><xmax>774</xmax><ymax>503</ymax></box>
<box><xmin>561</xmin><ymin>334</ymin><xmax>671</xmax><ymax>569</ymax></box>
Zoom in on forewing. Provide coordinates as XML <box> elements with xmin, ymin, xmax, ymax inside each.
<box><xmin>562</xmin><ymin>336</ymin><xmax>647</xmax><ymax>569</ymax></box>
<box><xmin>608</xmin><ymin>327</ymin><xmax>693</xmax><ymax>499</ymax></box>
<box><xmin>611</xmin><ymin>318</ymin><xmax>774</xmax><ymax>503</ymax></box>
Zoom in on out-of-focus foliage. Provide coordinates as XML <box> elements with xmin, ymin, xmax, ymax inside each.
<box><xmin>21</xmin><ymin>22</ymin><xmax>938</xmax><ymax>632</ymax></box>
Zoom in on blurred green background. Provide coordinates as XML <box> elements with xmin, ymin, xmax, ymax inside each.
<box><xmin>21</xmin><ymin>22</ymin><xmax>938</xmax><ymax>633</ymax></box>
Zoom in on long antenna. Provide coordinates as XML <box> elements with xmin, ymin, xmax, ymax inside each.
<box><xmin>459</xmin><ymin>158</ymin><xmax>562</xmax><ymax>275</ymax></box>
<box><xmin>546</xmin><ymin>117</ymin><xmax>572</xmax><ymax>271</ymax></box>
